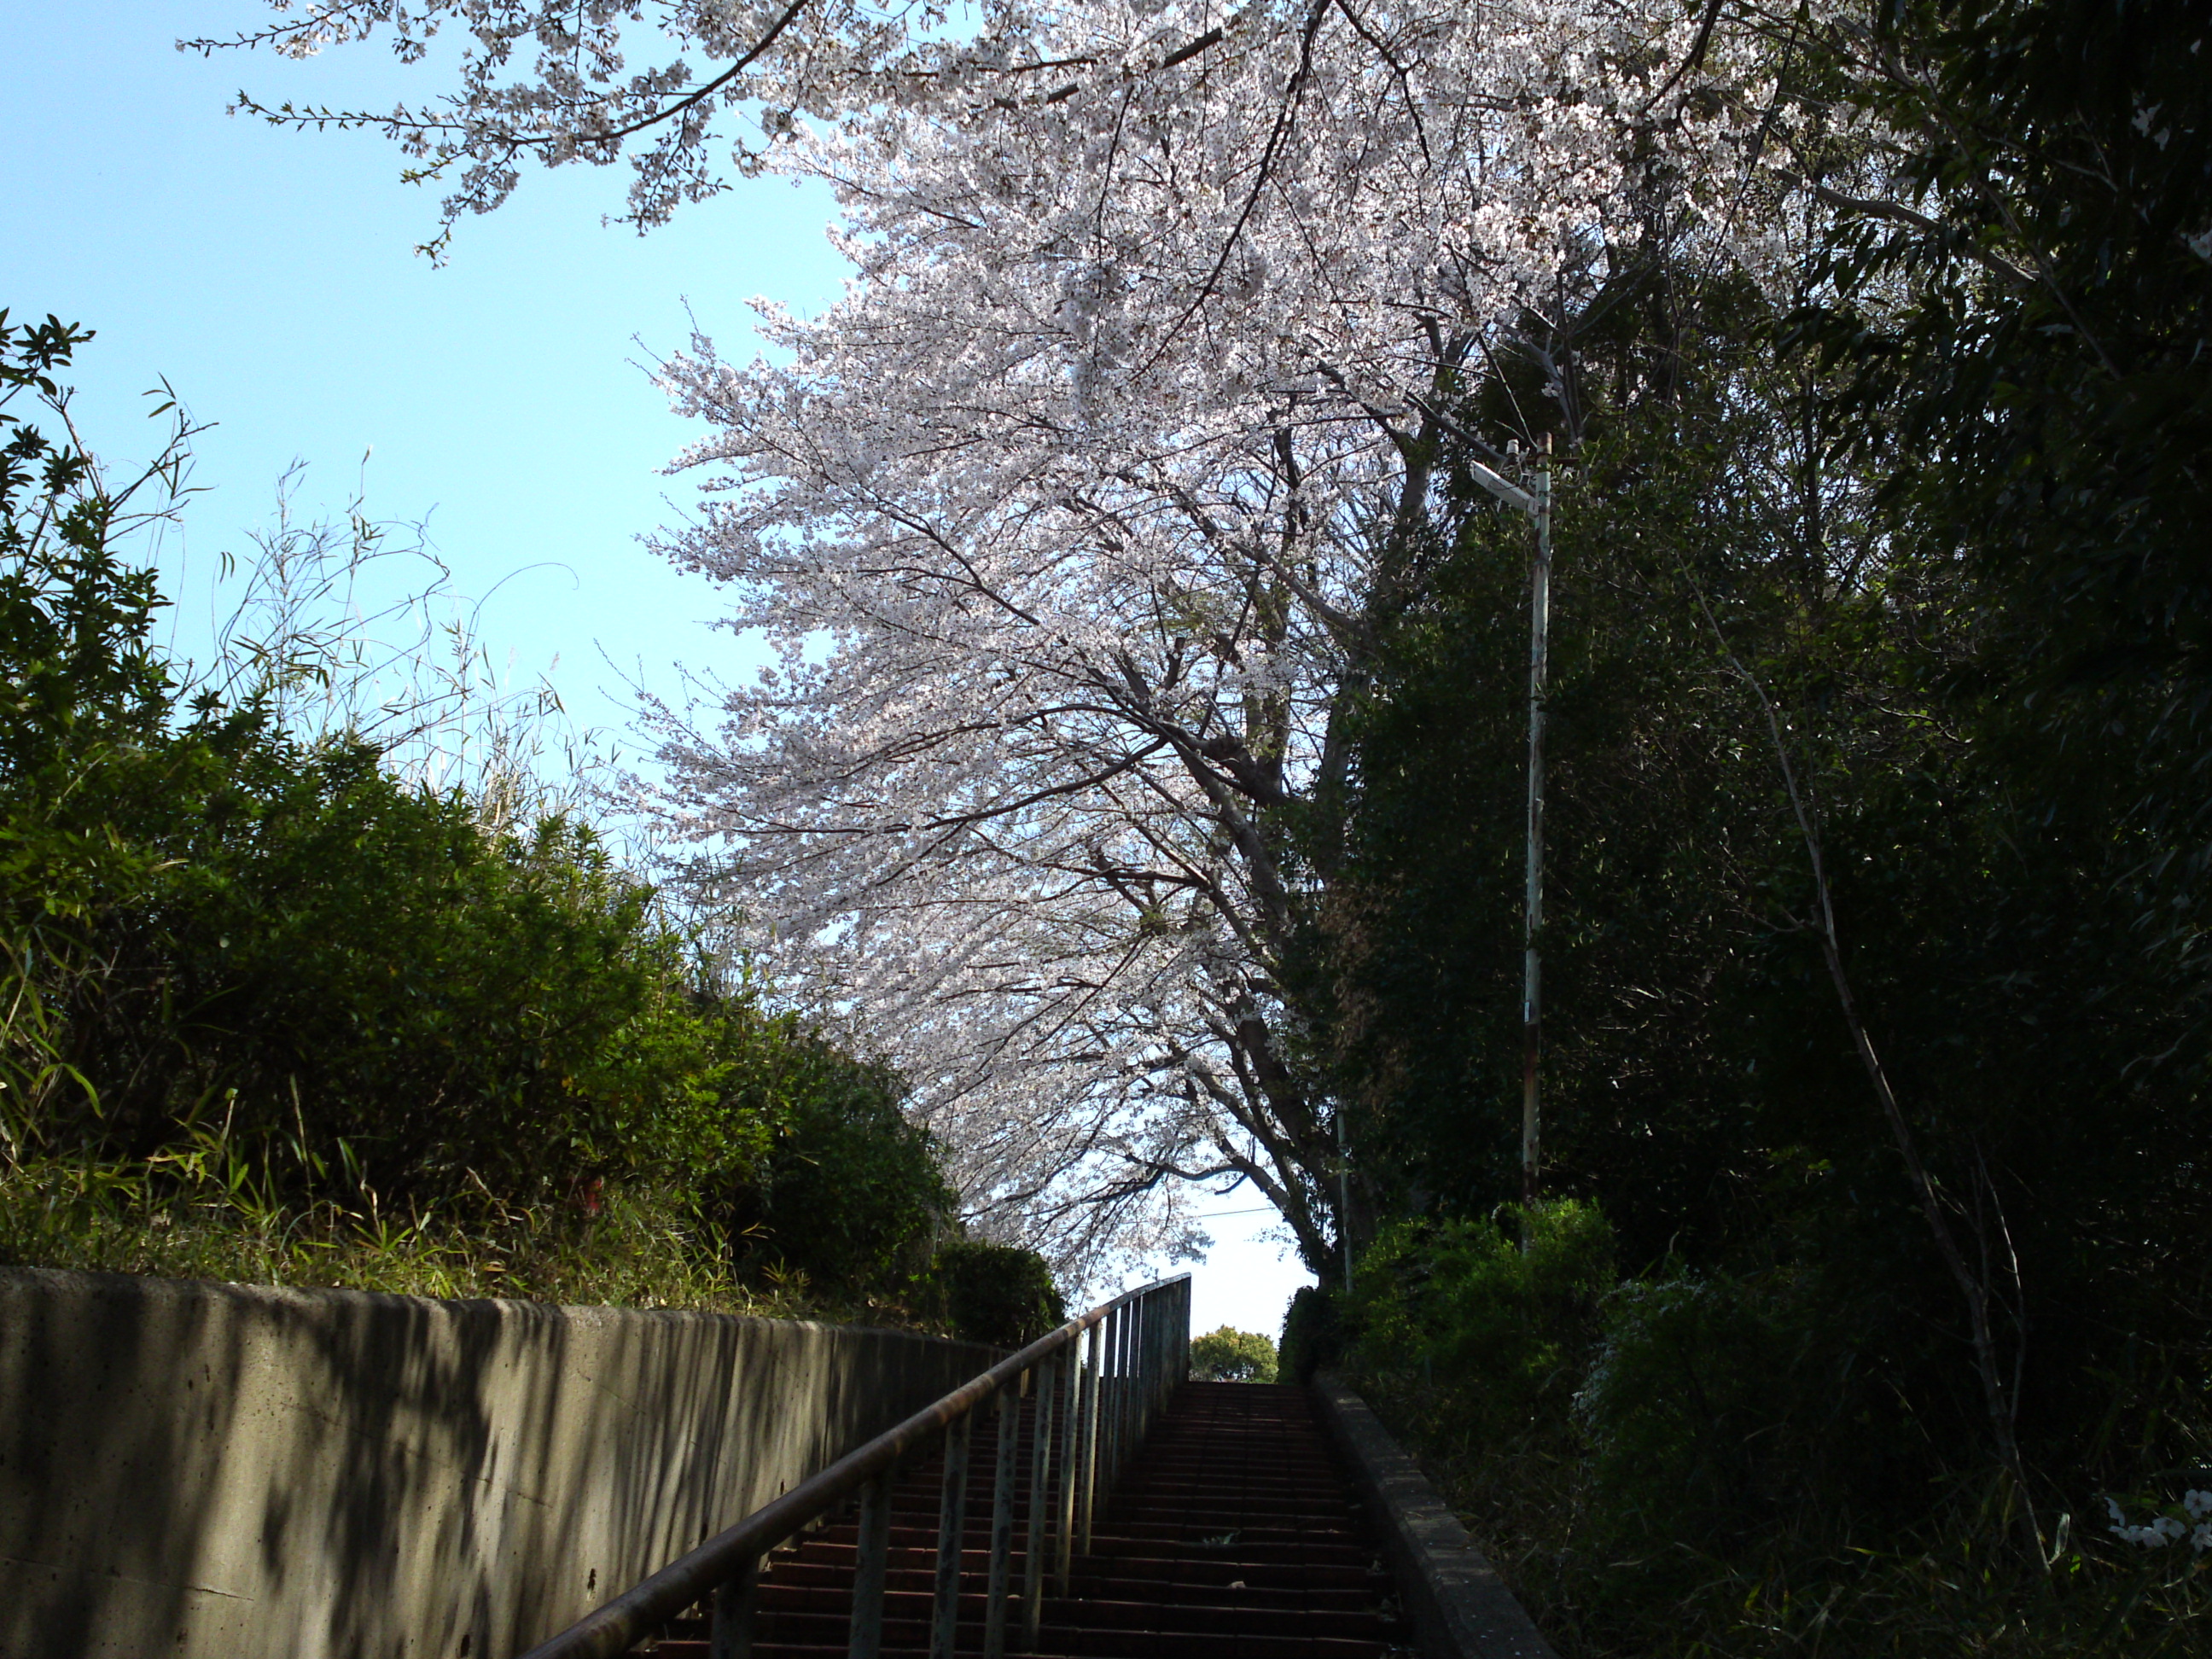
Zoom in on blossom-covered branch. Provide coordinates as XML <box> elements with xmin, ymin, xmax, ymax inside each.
<box><xmin>637</xmin><ymin>1</ymin><xmax>1813</xmax><ymax>1273</ymax></box>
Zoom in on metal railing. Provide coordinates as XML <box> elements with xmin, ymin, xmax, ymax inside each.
<box><xmin>516</xmin><ymin>1273</ymin><xmax>1192</xmax><ymax>1659</ymax></box>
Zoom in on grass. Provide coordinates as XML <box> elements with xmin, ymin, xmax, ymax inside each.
<box><xmin>1353</xmin><ymin>1371</ymin><xmax>2212</xmax><ymax>1659</ymax></box>
<box><xmin>0</xmin><ymin>1137</ymin><xmax>867</xmax><ymax>1324</ymax></box>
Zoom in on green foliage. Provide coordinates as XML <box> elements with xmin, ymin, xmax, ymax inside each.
<box><xmin>30</xmin><ymin>743</ymin><xmax>758</xmax><ymax>1198</ymax></box>
<box><xmin>1346</xmin><ymin>1233</ymin><xmax>2212</xmax><ymax>1656</ymax></box>
<box><xmin>1189</xmin><ymin>1324</ymin><xmax>1277</xmax><ymax>1383</ymax></box>
<box><xmin>1575</xmin><ymin>1271</ymin><xmax>1889</xmax><ymax>1551</ymax></box>
<box><xmin>720</xmin><ymin>1033</ymin><xmax>953</xmax><ymax>1301</ymax></box>
<box><xmin>1412</xmin><ymin>1416</ymin><xmax>2212</xmax><ymax>1659</ymax></box>
<box><xmin>928</xmin><ymin>1238</ymin><xmax>1065</xmax><ymax>1348</ymax></box>
<box><xmin>0</xmin><ymin>668</ymin><xmax>771</xmax><ymax>1211</ymax></box>
<box><xmin>1319</xmin><ymin>359</ymin><xmax>2212</xmax><ymax>1635</ymax></box>
<box><xmin>1307</xmin><ymin>11</ymin><xmax>2212</xmax><ymax>1649</ymax></box>
<box><xmin>0</xmin><ymin>1141</ymin><xmax>812</xmax><ymax>1317</ymax></box>
<box><xmin>1318</xmin><ymin>234</ymin><xmax>2212</xmax><ymax>1504</ymax></box>
<box><xmin>0</xmin><ymin>312</ymin><xmax>957</xmax><ymax>1318</ymax></box>
<box><xmin>1310</xmin><ymin>273</ymin><xmax>1842</xmax><ymax>1248</ymax></box>
<box><xmin>1803</xmin><ymin>2</ymin><xmax>2212</xmax><ymax>859</ymax></box>
<box><xmin>1278</xmin><ymin>1283</ymin><xmax>1342</xmax><ymax>1383</ymax></box>
<box><xmin>1346</xmin><ymin>1203</ymin><xmax>1614</xmax><ymax>1449</ymax></box>
<box><xmin>0</xmin><ymin>311</ymin><xmax>174</xmax><ymax>773</ymax></box>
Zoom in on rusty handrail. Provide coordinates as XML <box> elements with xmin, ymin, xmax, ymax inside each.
<box><xmin>515</xmin><ymin>1273</ymin><xmax>1191</xmax><ymax>1659</ymax></box>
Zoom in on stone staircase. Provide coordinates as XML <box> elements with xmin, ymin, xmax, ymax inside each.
<box><xmin>642</xmin><ymin>1382</ymin><xmax>1411</xmax><ymax>1659</ymax></box>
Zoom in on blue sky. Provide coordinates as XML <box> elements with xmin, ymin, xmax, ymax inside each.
<box><xmin>5</xmin><ymin>0</ymin><xmax>1311</xmax><ymax>1331</ymax></box>
<box><xmin>5</xmin><ymin>1</ymin><xmax>848</xmax><ymax>745</ymax></box>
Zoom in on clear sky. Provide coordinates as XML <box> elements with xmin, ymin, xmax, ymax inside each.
<box><xmin>6</xmin><ymin>1</ymin><xmax>845</xmax><ymax>742</ymax></box>
<box><xmin>1176</xmin><ymin>1204</ymin><xmax>1313</xmax><ymax>1342</ymax></box>
<box><xmin>4</xmin><ymin>0</ymin><xmax>1311</xmax><ymax>1338</ymax></box>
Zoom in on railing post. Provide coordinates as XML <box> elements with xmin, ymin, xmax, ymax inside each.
<box><xmin>1137</xmin><ymin>1302</ymin><xmax>1150</xmax><ymax>1452</ymax></box>
<box><xmin>1113</xmin><ymin>1305</ymin><xmax>1133</xmax><ymax>1479</ymax></box>
<box><xmin>1134</xmin><ymin>1299</ymin><xmax>1147</xmax><ymax>1437</ymax></box>
<box><xmin>707</xmin><ymin>1557</ymin><xmax>757</xmax><ymax>1659</ymax></box>
<box><xmin>1075</xmin><ymin>1318</ymin><xmax>1103</xmax><ymax>1554</ymax></box>
<box><xmin>1136</xmin><ymin>1295</ymin><xmax>1150</xmax><ymax>1429</ymax></box>
<box><xmin>1171</xmin><ymin>1285</ymin><xmax>1182</xmax><ymax>1387</ymax></box>
<box><xmin>1116</xmin><ymin>1306</ymin><xmax>1133</xmax><ymax>1475</ymax></box>
<box><xmin>1115</xmin><ymin>1318</ymin><xmax>1132</xmax><ymax>1486</ymax></box>
<box><xmin>1143</xmin><ymin>1295</ymin><xmax>1158</xmax><ymax>1426</ymax></box>
<box><xmin>1135</xmin><ymin>1299</ymin><xmax>1150</xmax><ymax>1436</ymax></box>
<box><xmin>983</xmin><ymin>1386</ymin><xmax>1019</xmax><ymax>1659</ymax></box>
<box><xmin>1171</xmin><ymin>1283</ymin><xmax>1183</xmax><ymax>1384</ymax></box>
<box><xmin>1097</xmin><ymin>1308</ymin><xmax>1118</xmax><ymax>1492</ymax></box>
<box><xmin>928</xmin><ymin>1414</ymin><xmax>972</xmax><ymax>1659</ymax></box>
<box><xmin>1160</xmin><ymin>1289</ymin><xmax>1174</xmax><ymax>1404</ymax></box>
<box><xmin>849</xmin><ymin>1470</ymin><xmax>894</xmax><ymax>1659</ymax></box>
<box><xmin>1132</xmin><ymin>1309</ymin><xmax>1150</xmax><ymax>1451</ymax></box>
<box><xmin>1151</xmin><ymin>1294</ymin><xmax>1164</xmax><ymax>1409</ymax></box>
<box><xmin>1180</xmin><ymin>1279</ymin><xmax>1191</xmax><ymax>1380</ymax></box>
<box><xmin>1022</xmin><ymin>1352</ymin><xmax>1057</xmax><ymax>1642</ymax></box>
<box><xmin>1055</xmin><ymin>1335</ymin><xmax>1082</xmax><ymax>1588</ymax></box>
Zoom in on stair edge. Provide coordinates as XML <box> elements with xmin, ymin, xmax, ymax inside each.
<box><xmin>1308</xmin><ymin>1374</ymin><xmax>1559</xmax><ymax>1659</ymax></box>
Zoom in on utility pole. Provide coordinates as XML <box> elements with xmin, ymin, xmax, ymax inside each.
<box><xmin>1521</xmin><ymin>445</ymin><xmax>1551</xmax><ymax>1212</ymax></box>
<box><xmin>1458</xmin><ymin>438</ymin><xmax>1553</xmax><ymax>1217</ymax></box>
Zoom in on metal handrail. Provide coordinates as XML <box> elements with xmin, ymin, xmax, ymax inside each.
<box><xmin>516</xmin><ymin>1273</ymin><xmax>1192</xmax><ymax>1659</ymax></box>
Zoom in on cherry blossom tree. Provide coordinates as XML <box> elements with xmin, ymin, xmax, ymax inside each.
<box><xmin>183</xmin><ymin>0</ymin><xmax>921</xmax><ymax>254</ymax></box>
<box><xmin>187</xmin><ymin>3</ymin><xmax>1813</xmax><ymax>253</ymax></box>
<box><xmin>205</xmin><ymin>1</ymin><xmax>1839</xmax><ymax>1273</ymax></box>
<box><xmin>632</xmin><ymin>3</ymin><xmax>1813</xmax><ymax>1275</ymax></box>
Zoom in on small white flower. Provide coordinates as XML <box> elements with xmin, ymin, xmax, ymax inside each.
<box><xmin>2183</xmin><ymin>1488</ymin><xmax>2212</xmax><ymax>1520</ymax></box>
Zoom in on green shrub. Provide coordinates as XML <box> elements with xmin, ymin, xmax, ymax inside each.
<box><xmin>5</xmin><ymin>716</ymin><xmax>772</xmax><ymax>1208</ymax></box>
<box><xmin>1279</xmin><ymin>1283</ymin><xmax>1342</xmax><ymax>1382</ymax></box>
<box><xmin>2</xmin><ymin>320</ymin><xmax>756</xmax><ymax>1209</ymax></box>
<box><xmin>1344</xmin><ymin>1201</ymin><xmax>1614</xmax><ymax>1447</ymax></box>
<box><xmin>1575</xmin><ymin>1269</ymin><xmax>1879</xmax><ymax>1549</ymax></box>
<box><xmin>718</xmin><ymin>1034</ymin><xmax>953</xmax><ymax>1300</ymax></box>
<box><xmin>0</xmin><ymin>1143</ymin><xmax>815</xmax><ymax>1317</ymax></box>
<box><xmin>930</xmin><ymin>1238</ymin><xmax>1065</xmax><ymax>1348</ymax></box>
<box><xmin>1190</xmin><ymin>1324</ymin><xmax>1278</xmax><ymax>1382</ymax></box>
<box><xmin>0</xmin><ymin>312</ymin><xmax>962</xmax><ymax>1318</ymax></box>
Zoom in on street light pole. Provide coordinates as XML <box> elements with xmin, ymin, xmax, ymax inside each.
<box><xmin>1521</xmin><ymin>454</ymin><xmax>1551</xmax><ymax>1213</ymax></box>
<box><xmin>1458</xmin><ymin>440</ymin><xmax>1552</xmax><ymax>1217</ymax></box>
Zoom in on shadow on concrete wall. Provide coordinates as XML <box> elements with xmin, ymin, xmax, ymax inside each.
<box><xmin>0</xmin><ymin>1270</ymin><xmax>994</xmax><ymax>1659</ymax></box>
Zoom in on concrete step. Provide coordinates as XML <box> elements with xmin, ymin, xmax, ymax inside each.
<box><xmin>631</xmin><ymin>1381</ymin><xmax>1411</xmax><ymax>1659</ymax></box>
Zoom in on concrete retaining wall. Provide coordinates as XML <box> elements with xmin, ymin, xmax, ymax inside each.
<box><xmin>1313</xmin><ymin>1374</ymin><xmax>1557</xmax><ymax>1659</ymax></box>
<box><xmin>0</xmin><ymin>1267</ymin><xmax>997</xmax><ymax>1659</ymax></box>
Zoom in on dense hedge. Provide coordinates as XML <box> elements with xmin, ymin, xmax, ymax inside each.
<box><xmin>0</xmin><ymin>312</ymin><xmax>954</xmax><ymax>1313</ymax></box>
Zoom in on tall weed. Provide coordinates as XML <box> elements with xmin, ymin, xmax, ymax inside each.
<box><xmin>0</xmin><ymin>1134</ymin><xmax>818</xmax><ymax>1318</ymax></box>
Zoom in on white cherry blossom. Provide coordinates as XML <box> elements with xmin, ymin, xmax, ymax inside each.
<box><xmin>210</xmin><ymin>2</ymin><xmax>1863</xmax><ymax>1271</ymax></box>
<box><xmin>640</xmin><ymin>2</ymin><xmax>1806</xmax><ymax>1272</ymax></box>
